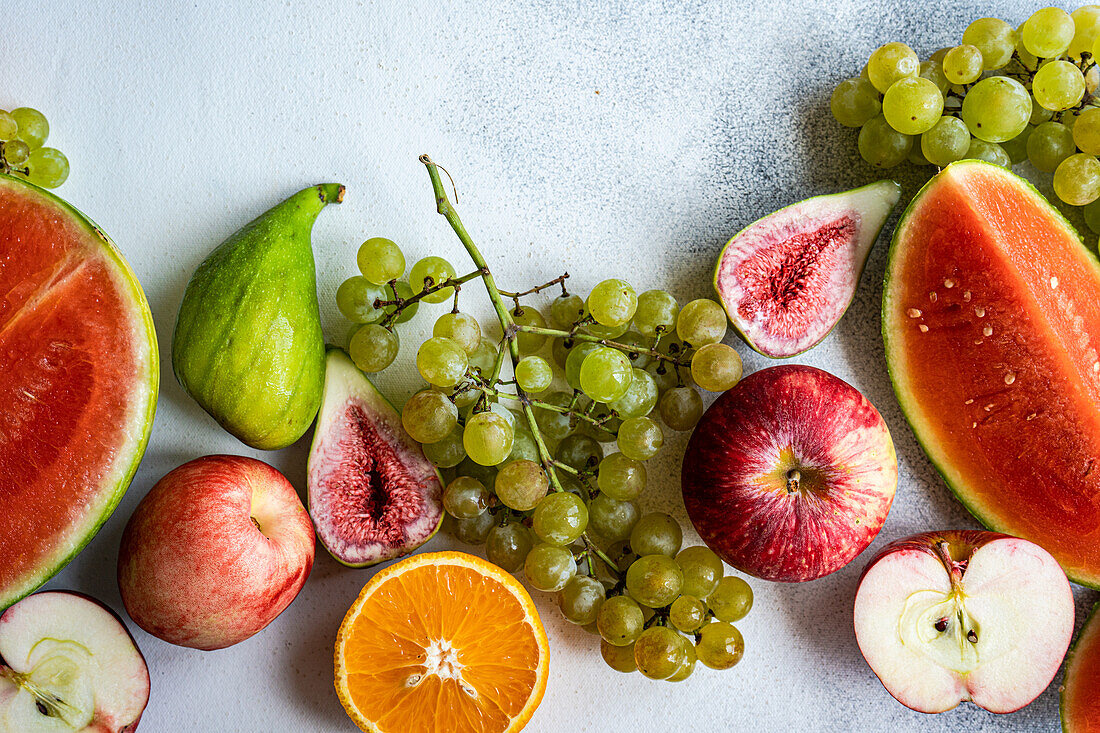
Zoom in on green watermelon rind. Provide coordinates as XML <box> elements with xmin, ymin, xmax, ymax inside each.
<box><xmin>0</xmin><ymin>173</ymin><xmax>159</xmax><ymax>610</ymax></box>
<box><xmin>1062</xmin><ymin>602</ymin><xmax>1100</xmax><ymax>732</ymax></box>
<box><xmin>713</xmin><ymin>179</ymin><xmax>902</xmax><ymax>359</ymax></box>
<box><xmin>881</xmin><ymin>159</ymin><xmax>1100</xmax><ymax>589</ymax></box>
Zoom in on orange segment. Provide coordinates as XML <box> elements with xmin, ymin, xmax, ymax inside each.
<box><xmin>335</xmin><ymin>551</ymin><xmax>549</xmax><ymax>733</ymax></box>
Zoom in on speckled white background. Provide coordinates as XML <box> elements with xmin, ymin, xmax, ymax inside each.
<box><xmin>5</xmin><ymin>0</ymin><xmax>1096</xmax><ymax>730</ymax></box>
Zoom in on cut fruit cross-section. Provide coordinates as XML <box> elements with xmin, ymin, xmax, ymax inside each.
<box><xmin>335</xmin><ymin>551</ymin><xmax>548</xmax><ymax>733</ymax></box>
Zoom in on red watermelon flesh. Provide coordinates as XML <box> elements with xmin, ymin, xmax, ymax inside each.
<box><xmin>883</xmin><ymin>160</ymin><xmax>1100</xmax><ymax>587</ymax></box>
<box><xmin>0</xmin><ymin>175</ymin><xmax>158</xmax><ymax>609</ymax></box>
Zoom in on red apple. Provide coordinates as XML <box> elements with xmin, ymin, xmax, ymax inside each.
<box><xmin>0</xmin><ymin>591</ymin><xmax>149</xmax><ymax>731</ymax></box>
<box><xmin>117</xmin><ymin>455</ymin><xmax>315</xmax><ymax>650</ymax></box>
<box><xmin>854</xmin><ymin>530</ymin><xmax>1073</xmax><ymax>713</ymax></box>
<box><xmin>681</xmin><ymin>364</ymin><xmax>896</xmax><ymax>582</ymax></box>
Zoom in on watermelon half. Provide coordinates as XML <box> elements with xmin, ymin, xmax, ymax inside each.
<box><xmin>883</xmin><ymin>160</ymin><xmax>1100</xmax><ymax>587</ymax></box>
<box><xmin>1063</xmin><ymin>603</ymin><xmax>1100</xmax><ymax>732</ymax></box>
<box><xmin>0</xmin><ymin>174</ymin><xmax>158</xmax><ymax>609</ymax></box>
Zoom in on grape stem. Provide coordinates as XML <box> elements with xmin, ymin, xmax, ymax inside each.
<box><xmin>376</xmin><ymin>269</ymin><xmax>487</xmax><ymax>328</ymax></box>
<box><xmin>498</xmin><ymin>272</ymin><xmax>570</xmax><ymax>302</ymax></box>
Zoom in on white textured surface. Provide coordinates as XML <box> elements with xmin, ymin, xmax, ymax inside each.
<box><xmin>5</xmin><ymin>0</ymin><xmax>1094</xmax><ymax>731</ymax></box>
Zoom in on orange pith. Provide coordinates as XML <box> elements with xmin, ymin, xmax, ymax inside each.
<box><xmin>335</xmin><ymin>551</ymin><xmax>549</xmax><ymax>733</ymax></box>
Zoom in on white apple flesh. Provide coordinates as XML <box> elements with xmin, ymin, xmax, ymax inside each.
<box><xmin>853</xmin><ymin>530</ymin><xmax>1073</xmax><ymax>714</ymax></box>
<box><xmin>0</xmin><ymin>591</ymin><xmax>149</xmax><ymax>732</ymax></box>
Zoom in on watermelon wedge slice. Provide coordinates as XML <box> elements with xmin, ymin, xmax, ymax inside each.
<box><xmin>0</xmin><ymin>174</ymin><xmax>158</xmax><ymax>609</ymax></box>
<box><xmin>883</xmin><ymin>161</ymin><xmax>1100</xmax><ymax>587</ymax></box>
<box><xmin>1063</xmin><ymin>603</ymin><xmax>1100</xmax><ymax>732</ymax></box>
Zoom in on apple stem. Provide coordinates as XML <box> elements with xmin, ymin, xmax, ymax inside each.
<box><xmin>786</xmin><ymin>469</ymin><xmax>801</xmax><ymax>494</ymax></box>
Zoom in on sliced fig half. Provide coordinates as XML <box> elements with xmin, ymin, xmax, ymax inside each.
<box><xmin>713</xmin><ymin>180</ymin><xmax>901</xmax><ymax>358</ymax></box>
<box><xmin>308</xmin><ymin>348</ymin><xmax>443</xmax><ymax>566</ymax></box>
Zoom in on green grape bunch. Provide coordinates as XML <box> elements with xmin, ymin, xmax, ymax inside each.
<box><xmin>0</xmin><ymin>107</ymin><xmax>70</xmax><ymax>188</ymax></box>
<box><xmin>830</xmin><ymin>7</ymin><xmax>1100</xmax><ymax>222</ymax></box>
<box><xmin>331</xmin><ymin>154</ymin><xmax>755</xmax><ymax>680</ymax></box>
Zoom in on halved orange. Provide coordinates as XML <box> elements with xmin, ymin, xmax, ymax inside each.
<box><xmin>335</xmin><ymin>551</ymin><xmax>549</xmax><ymax>733</ymax></box>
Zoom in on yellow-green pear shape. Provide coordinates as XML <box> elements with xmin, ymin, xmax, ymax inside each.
<box><xmin>173</xmin><ymin>184</ymin><xmax>343</xmax><ymax>449</ymax></box>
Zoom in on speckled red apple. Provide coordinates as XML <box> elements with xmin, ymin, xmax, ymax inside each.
<box><xmin>681</xmin><ymin>364</ymin><xmax>897</xmax><ymax>582</ymax></box>
<box><xmin>117</xmin><ymin>455</ymin><xmax>315</xmax><ymax>650</ymax></box>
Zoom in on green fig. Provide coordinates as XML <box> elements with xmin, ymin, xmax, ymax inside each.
<box><xmin>172</xmin><ymin>183</ymin><xmax>344</xmax><ymax>449</ymax></box>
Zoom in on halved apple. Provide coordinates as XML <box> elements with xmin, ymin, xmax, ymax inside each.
<box><xmin>853</xmin><ymin>530</ymin><xmax>1073</xmax><ymax>714</ymax></box>
<box><xmin>0</xmin><ymin>592</ymin><xmax>149</xmax><ymax>731</ymax></box>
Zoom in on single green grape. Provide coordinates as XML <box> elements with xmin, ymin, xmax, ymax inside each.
<box><xmin>401</xmin><ymin>389</ymin><xmax>458</xmax><ymax>444</ymax></box>
<box><xmin>533</xmin><ymin>490</ymin><xmax>589</xmax><ymax>545</ymax></box>
<box><xmin>962</xmin><ymin>17</ymin><xmax>1017</xmax><ymax>69</ymax></box>
<box><xmin>866</xmin><ymin>42</ymin><xmax>920</xmax><ymax>94</ymax></box>
<box><xmin>676</xmin><ymin>546</ymin><xmax>724</xmax><ymax>599</ymax></box>
<box><xmin>507</xmin><ymin>422</ymin><xmax>540</xmax><ymax>463</ymax></box>
<box><xmin>881</xmin><ymin>77</ymin><xmax>944</xmax><ymax>135</ymax></box>
<box><xmin>690</xmin><ymin>343</ymin><xmax>742</xmax><ymax>392</ymax></box>
<box><xmin>645</xmin><ymin>360</ymin><xmax>680</xmax><ymax>393</ymax></box>
<box><xmin>1076</xmin><ymin>108</ymin><xmax>1100</xmax><ymax>155</ymax></box>
<box><xmin>669</xmin><ymin>595</ymin><xmax>707</xmax><ymax>633</ymax></box>
<box><xmin>422</xmin><ymin>424</ymin><xmax>466</xmax><ymax>468</ymax></box>
<box><xmin>830</xmin><ymin>77</ymin><xmax>882</xmax><ymax>128</ymax></box>
<box><xmin>659</xmin><ymin>386</ymin><xmax>704</xmax><ymax>431</ymax></box>
<box><xmin>587</xmin><ymin>279</ymin><xmax>638</xmax><ymax>327</ymax></box>
<box><xmin>600</xmin><ymin>639</ymin><xmax>637</xmax><ymax>673</ymax></box>
<box><xmin>556</xmin><ymin>433</ymin><xmax>603</xmax><ymax>472</ymax></box>
<box><xmin>666</xmin><ymin>638</ymin><xmax>697</xmax><ymax>682</ymax></box>
<box><xmin>511</xmin><ymin>306</ymin><xmax>548</xmax><ymax>353</ymax></box>
<box><xmin>676</xmin><ymin>299</ymin><xmax>727</xmax><ymax>346</ymax></box>
<box><xmin>433</xmin><ymin>312</ymin><xmax>481</xmax><ymax>355</ymax></box>
<box><xmin>348</xmin><ymin>324</ymin><xmax>399</xmax><ymax>372</ymax></box>
<box><xmin>1028</xmin><ymin>121</ymin><xmax>1077</xmax><ymax>171</ymax></box>
<box><xmin>696</xmin><ymin>621</ymin><xmax>745</xmax><ymax>670</ymax></box>
<box><xmin>617</xmin><ymin>416</ymin><xmax>663</xmax><ymax>461</ymax></box>
<box><xmin>486</xmin><ymin>521</ymin><xmax>534</xmax><ymax>573</ymax></box>
<box><xmin>597</xmin><ymin>595</ymin><xmax>645</xmax><ymax>646</ymax></box>
<box><xmin>918</xmin><ymin>61</ymin><xmax>951</xmax><ymax>95</ymax></box>
<box><xmin>1085</xmin><ymin>199</ymin><xmax>1100</xmax><ymax>234</ymax></box>
<box><xmin>961</xmin><ymin>76</ymin><xmax>1031</xmax><ymax>143</ymax></box>
<box><xmin>524</xmin><ymin>543</ymin><xmax>577</xmax><ymax>592</ymax></box>
<box><xmin>579</xmin><ymin>347</ymin><xmax>634</xmax><ymax>403</ymax></box>
<box><xmin>857</xmin><ymin>115</ymin><xmax>913</xmax><ymax>168</ymax></box>
<box><xmin>1000</xmin><ymin>127</ymin><xmax>1031</xmax><ymax>165</ymax></box>
<box><xmin>515</xmin><ymin>356</ymin><xmax>553</xmax><ymax>393</ymax></box>
<box><xmin>633</xmin><ymin>627</ymin><xmax>688</xmax><ymax>681</ymax></box>
<box><xmin>1070</xmin><ymin>6</ymin><xmax>1100</xmax><ymax>58</ymax></box>
<box><xmin>535</xmin><ymin>390</ymin><xmax>576</xmax><ymax>441</ymax></box>
<box><xmin>463</xmin><ymin>411</ymin><xmax>515</xmax><ymax>466</ymax></box>
<box><xmin>1021</xmin><ymin>6</ymin><xmax>1075</xmax><ymax>59</ymax></box>
<box><xmin>708</xmin><ymin>576</ymin><xmax>754</xmax><ymax>622</ymax></box>
<box><xmin>379</xmin><ymin>280</ymin><xmax>417</xmax><ymax>324</ymax></box>
<box><xmin>3</xmin><ymin>139</ymin><xmax>30</xmax><ymax>166</ymax></box>
<box><xmin>1054</xmin><ymin>153</ymin><xmax>1100</xmax><ymax>206</ymax></box>
<box><xmin>565</xmin><ymin>341</ymin><xmax>600</xmax><ymax>390</ymax></box>
<box><xmin>453</xmin><ymin>511</ymin><xmax>494</xmax><ymax>544</ymax></box>
<box><xmin>558</xmin><ymin>575</ymin><xmax>606</xmax><ymax>625</ymax></box>
<box><xmin>966</xmin><ymin>138</ymin><xmax>1012</xmax><ymax>167</ymax></box>
<box><xmin>550</xmin><ymin>292</ymin><xmax>585</xmax><ymax>329</ymax></box>
<box><xmin>11</xmin><ymin>108</ymin><xmax>47</xmax><ymax>149</ymax></box>
<box><xmin>1033</xmin><ymin>61</ymin><xmax>1086</xmax><ymax>111</ymax></box>
<box><xmin>357</xmin><ymin>237</ymin><xmax>405</xmax><ymax>284</ymax></box>
<box><xmin>597</xmin><ymin>453</ymin><xmax>647</xmax><ymax>501</ymax></box>
<box><xmin>633</xmin><ymin>289</ymin><xmax>680</xmax><ymax>338</ymax></box>
<box><xmin>608</xmin><ymin>367</ymin><xmax>659</xmax><ymax>418</ymax></box>
<box><xmin>416</xmin><ymin>336</ymin><xmax>469</xmax><ymax>387</ymax></box>
<box><xmin>626</xmin><ymin>554</ymin><xmax>683</xmax><ymax>608</ymax></box>
<box><xmin>494</xmin><ymin>459</ymin><xmax>548</xmax><ymax>510</ymax></box>
<box><xmin>467</xmin><ymin>340</ymin><xmax>497</xmax><ymax>376</ymax></box>
<box><xmin>587</xmin><ymin>494</ymin><xmax>640</xmax><ymax>542</ymax></box>
<box><xmin>336</xmin><ymin>276</ymin><xmax>387</xmax><ymax>324</ymax></box>
<box><xmin>408</xmin><ymin>256</ymin><xmax>456</xmax><ymax>304</ymax></box>
<box><xmin>0</xmin><ymin>110</ymin><xmax>15</xmax><ymax>140</ymax></box>
<box><xmin>920</xmin><ymin>116</ymin><xmax>971</xmax><ymax>167</ymax></box>
<box><xmin>442</xmin><ymin>476</ymin><xmax>490</xmax><ymax>519</ymax></box>
<box><xmin>630</xmin><ymin>512</ymin><xmax>683</xmax><ymax>557</ymax></box>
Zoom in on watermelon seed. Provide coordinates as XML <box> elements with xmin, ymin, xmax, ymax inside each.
<box><xmin>975</xmin><ymin>307</ymin><xmax>986</xmax><ymax>317</ymax></box>
<box><xmin>1050</xmin><ymin>276</ymin><xmax>1059</xmax><ymax>289</ymax></box>
<box><xmin>963</xmin><ymin>290</ymin><xmax>972</xmax><ymax>302</ymax></box>
<box><xmin>974</xmin><ymin>340</ymin><xmax>983</xmax><ymax>345</ymax></box>
<box><xmin>971</xmin><ymin>422</ymin><xmax>978</xmax><ymax>428</ymax></box>
<box><xmin>1027</xmin><ymin>413</ymin><xmax>1038</xmax><ymax>421</ymax></box>
<box><xmin>983</xmin><ymin>326</ymin><xmax>993</xmax><ymax>337</ymax></box>
<box><xmin>1093</xmin><ymin>362</ymin><xmax>1099</xmax><ymax>373</ymax></box>
<box><xmin>965</xmin><ymin>399</ymin><xmax>974</xmax><ymax>405</ymax></box>
<box><xmin>1004</xmin><ymin>372</ymin><xmax>1016</xmax><ymax>385</ymax></box>
<box><xmin>929</xmin><ymin>291</ymin><xmax>938</xmax><ymax>303</ymax></box>
<box><xmin>944</xmin><ymin>279</ymin><xmax>955</xmax><ymax>289</ymax></box>
<box><xmin>984</xmin><ymin>404</ymin><xmax>994</xmax><ymax>412</ymax></box>
<box><xmin>919</xmin><ymin>325</ymin><xmax>929</xmax><ymax>333</ymax></box>
<box><xmin>907</xmin><ymin>308</ymin><xmax>922</xmax><ymax>318</ymax></box>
